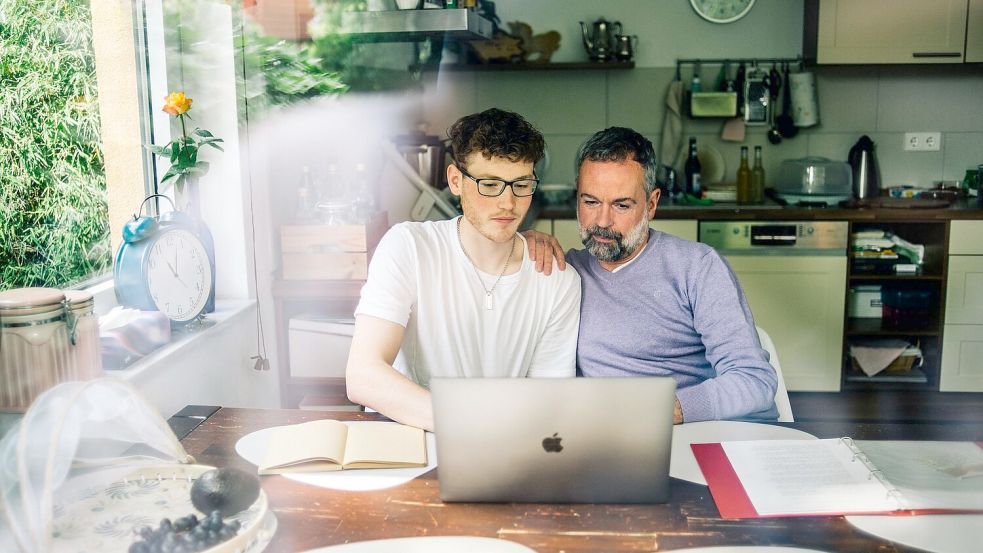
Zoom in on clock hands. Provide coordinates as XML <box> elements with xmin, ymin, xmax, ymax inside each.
<box><xmin>165</xmin><ymin>259</ymin><xmax>189</xmax><ymax>289</ymax></box>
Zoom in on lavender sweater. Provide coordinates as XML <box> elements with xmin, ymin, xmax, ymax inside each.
<box><xmin>567</xmin><ymin>229</ymin><xmax>779</xmax><ymax>422</ymax></box>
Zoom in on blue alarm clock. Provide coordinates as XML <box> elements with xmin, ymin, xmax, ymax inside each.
<box><xmin>115</xmin><ymin>195</ymin><xmax>214</xmax><ymax>325</ymax></box>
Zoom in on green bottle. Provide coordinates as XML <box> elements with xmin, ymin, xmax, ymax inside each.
<box><xmin>736</xmin><ymin>146</ymin><xmax>751</xmax><ymax>204</ymax></box>
<box><xmin>751</xmin><ymin>146</ymin><xmax>765</xmax><ymax>204</ymax></box>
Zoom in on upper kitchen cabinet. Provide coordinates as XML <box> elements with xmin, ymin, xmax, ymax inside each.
<box><xmin>967</xmin><ymin>0</ymin><xmax>983</xmax><ymax>62</ymax></box>
<box><xmin>804</xmin><ymin>0</ymin><xmax>972</xmax><ymax>64</ymax></box>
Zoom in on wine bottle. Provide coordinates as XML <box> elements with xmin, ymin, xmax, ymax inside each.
<box><xmin>737</xmin><ymin>146</ymin><xmax>751</xmax><ymax>204</ymax></box>
<box><xmin>684</xmin><ymin>137</ymin><xmax>702</xmax><ymax>197</ymax></box>
<box><xmin>751</xmin><ymin>146</ymin><xmax>765</xmax><ymax>204</ymax></box>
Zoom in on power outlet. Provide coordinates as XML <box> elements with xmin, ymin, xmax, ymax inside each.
<box><xmin>904</xmin><ymin>132</ymin><xmax>942</xmax><ymax>152</ymax></box>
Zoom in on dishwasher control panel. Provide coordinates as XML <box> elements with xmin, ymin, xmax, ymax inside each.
<box><xmin>699</xmin><ymin>221</ymin><xmax>849</xmax><ymax>252</ymax></box>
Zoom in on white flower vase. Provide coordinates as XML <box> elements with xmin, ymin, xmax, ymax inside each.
<box><xmin>175</xmin><ymin>176</ymin><xmax>217</xmax><ymax>314</ymax></box>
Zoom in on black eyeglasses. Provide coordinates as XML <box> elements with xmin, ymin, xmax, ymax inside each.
<box><xmin>457</xmin><ymin>164</ymin><xmax>539</xmax><ymax>197</ymax></box>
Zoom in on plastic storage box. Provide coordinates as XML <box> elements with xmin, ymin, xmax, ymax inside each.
<box><xmin>848</xmin><ymin>285</ymin><xmax>882</xmax><ymax>318</ymax></box>
<box><xmin>288</xmin><ymin>314</ymin><xmax>355</xmax><ymax>378</ymax></box>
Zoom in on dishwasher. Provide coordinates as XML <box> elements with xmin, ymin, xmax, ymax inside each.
<box><xmin>700</xmin><ymin>221</ymin><xmax>849</xmax><ymax>392</ymax></box>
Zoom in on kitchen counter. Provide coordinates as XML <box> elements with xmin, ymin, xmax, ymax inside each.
<box><xmin>540</xmin><ymin>198</ymin><xmax>983</xmax><ymax>221</ymax></box>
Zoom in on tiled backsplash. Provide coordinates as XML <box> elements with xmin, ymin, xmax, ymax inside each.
<box><xmin>424</xmin><ymin>65</ymin><xmax>983</xmax><ymax>191</ymax></box>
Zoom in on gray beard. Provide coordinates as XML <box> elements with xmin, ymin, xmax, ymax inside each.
<box><xmin>580</xmin><ymin>216</ymin><xmax>649</xmax><ymax>262</ymax></box>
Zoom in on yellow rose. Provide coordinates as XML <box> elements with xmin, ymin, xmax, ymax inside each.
<box><xmin>162</xmin><ymin>91</ymin><xmax>193</xmax><ymax>116</ymax></box>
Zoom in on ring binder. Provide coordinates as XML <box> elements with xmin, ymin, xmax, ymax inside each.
<box><xmin>841</xmin><ymin>437</ymin><xmax>904</xmax><ymax>509</ymax></box>
<box><xmin>692</xmin><ymin>438</ymin><xmax>983</xmax><ymax>518</ymax></box>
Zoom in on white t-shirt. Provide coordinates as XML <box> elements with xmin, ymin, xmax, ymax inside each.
<box><xmin>355</xmin><ymin>217</ymin><xmax>581</xmax><ymax>388</ymax></box>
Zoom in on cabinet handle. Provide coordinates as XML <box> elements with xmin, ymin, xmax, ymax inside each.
<box><xmin>911</xmin><ymin>52</ymin><xmax>962</xmax><ymax>58</ymax></box>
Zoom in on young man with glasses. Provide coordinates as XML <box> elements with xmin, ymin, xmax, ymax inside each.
<box><xmin>346</xmin><ymin>108</ymin><xmax>581</xmax><ymax>431</ymax></box>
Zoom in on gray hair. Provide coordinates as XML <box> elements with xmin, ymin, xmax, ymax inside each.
<box><xmin>574</xmin><ymin>127</ymin><xmax>659</xmax><ymax>196</ymax></box>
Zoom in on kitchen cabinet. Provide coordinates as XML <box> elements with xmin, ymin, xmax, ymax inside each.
<box><xmin>806</xmin><ymin>0</ymin><xmax>970</xmax><ymax>64</ymax></box>
<box><xmin>843</xmin><ymin>221</ymin><xmax>948</xmax><ymax>389</ymax></box>
<box><xmin>549</xmin><ymin>219</ymin><xmax>698</xmax><ymax>252</ymax></box>
<box><xmin>723</xmin><ymin>255</ymin><xmax>846</xmax><ymax>392</ymax></box>
<box><xmin>967</xmin><ymin>0</ymin><xmax>983</xmax><ymax>62</ymax></box>
<box><xmin>941</xmin><ymin>220</ymin><xmax>983</xmax><ymax>391</ymax></box>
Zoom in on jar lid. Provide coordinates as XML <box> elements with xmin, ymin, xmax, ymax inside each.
<box><xmin>0</xmin><ymin>287</ymin><xmax>66</xmax><ymax>310</ymax></box>
<box><xmin>63</xmin><ymin>289</ymin><xmax>93</xmax><ymax>304</ymax></box>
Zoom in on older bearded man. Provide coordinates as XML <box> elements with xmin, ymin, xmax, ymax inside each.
<box><xmin>529</xmin><ymin>127</ymin><xmax>778</xmax><ymax>424</ymax></box>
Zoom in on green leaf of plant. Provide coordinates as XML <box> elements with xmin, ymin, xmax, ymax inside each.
<box><xmin>194</xmin><ymin>128</ymin><xmax>214</xmax><ymax>138</ymax></box>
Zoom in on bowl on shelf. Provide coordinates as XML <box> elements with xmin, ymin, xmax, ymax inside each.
<box><xmin>538</xmin><ymin>183</ymin><xmax>576</xmax><ymax>207</ymax></box>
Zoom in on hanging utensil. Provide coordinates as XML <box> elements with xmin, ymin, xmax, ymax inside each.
<box><xmin>776</xmin><ymin>62</ymin><xmax>798</xmax><ymax>139</ymax></box>
<box><xmin>766</xmin><ymin>64</ymin><xmax>783</xmax><ymax>144</ymax></box>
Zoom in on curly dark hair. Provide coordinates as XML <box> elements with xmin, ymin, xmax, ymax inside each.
<box><xmin>447</xmin><ymin>108</ymin><xmax>545</xmax><ymax>166</ymax></box>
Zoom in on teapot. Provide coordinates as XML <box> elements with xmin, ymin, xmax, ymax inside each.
<box><xmin>580</xmin><ymin>18</ymin><xmax>622</xmax><ymax>61</ymax></box>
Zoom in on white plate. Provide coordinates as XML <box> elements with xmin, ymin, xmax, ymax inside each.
<box><xmin>50</xmin><ymin>464</ymin><xmax>273</xmax><ymax>553</ymax></box>
<box><xmin>846</xmin><ymin>514</ymin><xmax>983</xmax><ymax>553</ymax></box>
<box><xmin>698</xmin><ymin>144</ymin><xmax>726</xmax><ymax>185</ymax></box>
<box><xmin>673</xmin><ymin>545</ymin><xmax>826</xmax><ymax>553</ymax></box>
<box><xmin>671</xmin><ymin>421</ymin><xmax>817</xmax><ymax>485</ymax></box>
<box><xmin>235</xmin><ymin>421</ymin><xmax>438</xmax><ymax>492</ymax></box>
<box><xmin>299</xmin><ymin>536</ymin><xmax>536</xmax><ymax>553</ymax></box>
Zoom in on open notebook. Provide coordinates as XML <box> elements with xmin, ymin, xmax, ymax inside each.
<box><xmin>693</xmin><ymin>438</ymin><xmax>983</xmax><ymax>518</ymax></box>
<box><xmin>258</xmin><ymin>419</ymin><xmax>427</xmax><ymax>475</ymax></box>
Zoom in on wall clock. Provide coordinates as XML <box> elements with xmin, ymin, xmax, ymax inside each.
<box><xmin>690</xmin><ymin>0</ymin><xmax>756</xmax><ymax>24</ymax></box>
<box><xmin>115</xmin><ymin>195</ymin><xmax>214</xmax><ymax>325</ymax></box>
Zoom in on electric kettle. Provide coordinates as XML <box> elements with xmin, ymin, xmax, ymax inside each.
<box><xmin>848</xmin><ymin>135</ymin><xmax>880</xmax><ymax>200</ymax></box>
<box><xmin>580</xmin><ymin>18</ymin><xmax>621</xmax><ymax>61</ymax></box>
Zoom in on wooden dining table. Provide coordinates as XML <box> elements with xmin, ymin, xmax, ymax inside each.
<box><xmin>179</xmin><ymin>407</ymin><xmax>983</xmax><ymax>553</ymax></box>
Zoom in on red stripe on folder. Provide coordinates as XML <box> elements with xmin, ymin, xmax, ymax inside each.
<box><xmin>691</xmin><ymin>442</ymin><xmax>759</xmax><ymax>519</ymax></box>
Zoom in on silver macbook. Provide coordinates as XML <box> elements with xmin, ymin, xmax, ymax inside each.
<box><xmin>430</xmin><ymin>377</ymin><xmax>676</xmax><ymax>503</ymax></box>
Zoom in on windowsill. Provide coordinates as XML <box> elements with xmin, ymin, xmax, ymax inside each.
<box><xmin>111</xmin><ymin>299</ymin><xmax>256</xmax><ymax>383</ymax></box>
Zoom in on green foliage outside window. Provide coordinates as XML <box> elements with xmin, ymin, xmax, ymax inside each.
<box><xmin>0</xmin><ymin>0</ymin><xmax>110</xmax><ymax>291</ymax></box>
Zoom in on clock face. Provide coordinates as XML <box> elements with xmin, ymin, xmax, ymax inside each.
<box><xmin>145</xmin><ymin>228</ymin><xmax>212</xmax><ymax>322</ymax></box>
<box><xmin>690</xmin><ymin>0</ymin><xmax>756</xmax><ymax>23</ymax></box>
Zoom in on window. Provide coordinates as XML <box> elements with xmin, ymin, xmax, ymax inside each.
<box><xmin>0</xmin><ymin>0</ymin><xmax>117</xmax><ymax>290</ymax></box>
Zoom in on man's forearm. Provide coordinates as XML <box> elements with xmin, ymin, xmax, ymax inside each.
<box><xmin>673</xmin><ymin>397</ymin><xmax>683</xmax><ymax>424</ymax></box>
<box><xmin>347</xmin><ymin>361</ymin><xmax>435</xmax><ymax>431</ymax></box>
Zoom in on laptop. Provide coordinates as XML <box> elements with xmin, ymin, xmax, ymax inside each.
<box><xmin>430</xmin><ymin>377</ymin><xmax>676</xmax><ymax>503</ymax></box>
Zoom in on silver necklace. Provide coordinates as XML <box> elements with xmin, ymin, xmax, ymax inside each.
<box><xmin>457</xmin><ymin>217</ymin><xmax>516</xmax><ymax>310</ymax></box>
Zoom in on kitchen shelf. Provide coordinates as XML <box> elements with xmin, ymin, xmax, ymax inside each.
<box><xmin>435</xmin><ymin>61</ymin><xmax>635</xmax><ymax>71</ymax></box>
<box><xmin>840</xmin><ymin>220</ymin><xmax>949</xmax><ymax>391</ymax></box>
<box><xmin>845</xmin><ymin>317</ymin><xmax>941</xmax><ymax>336</ymax></box>
<box><xmin>845</xmin><ymin>368</ymin><xmax>929</xmax><ymax>385</ymax></box>
<box><xmin>848</xmin><ymin>274</ymin><xmax>944</xmax><ymax>281</ymax></box>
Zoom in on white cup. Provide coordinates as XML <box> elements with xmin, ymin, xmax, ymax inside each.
<box><xmin>395</xmin><ymin>0</ymin><xmax>420</xmax><ymax>8</ymax></box>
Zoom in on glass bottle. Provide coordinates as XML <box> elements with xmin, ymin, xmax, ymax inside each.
<box><xmin>351</xmin><ymin>163</ymin><xmax>376</xmax><ymax>224</ymax></box>
<box><xmin>736</xmin><ymin>146</ymin><xmax>751</xmax><ymax>204</ymax></box>
<box><xmin>684</xmin><ymin>137</ymin><xmax>702</xmax><ymax>197</ymax></box>
<box><xmin>751</xmin><ymin>146</ymin><xmax>765</xmax><ymax>204</ymax></box>
<box><xmin>295</xmin><ymin>166</ymin><xmax>317</xmax><ymax>223</ymax></box>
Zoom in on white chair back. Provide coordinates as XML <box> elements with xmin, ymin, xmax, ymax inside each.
<box><xmin>756</xmin><ymin>325</ymin><xmax>793</xmax><ymax>422</ymax></box>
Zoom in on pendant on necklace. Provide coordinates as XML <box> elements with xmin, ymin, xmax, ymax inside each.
<box><xmin>484</xmin><ymin>292</ymin><xmax>493</xmax><ymax>310</ymax></box>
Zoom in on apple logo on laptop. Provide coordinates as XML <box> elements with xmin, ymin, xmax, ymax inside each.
<box><xmin>542</xmin><ymin>433</ymin><xmax>563</xmax><ymax>453</ymax></box>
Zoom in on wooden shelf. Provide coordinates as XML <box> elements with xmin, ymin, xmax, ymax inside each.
<box><xmin>844</xmin><ymin>368</ymin><xmax>930</xmax><ymax>386</ymax></box>
<box><xmin>435</xmin><ymin>61</ymin><xmax>635</xmax><ymax>71</ymax></box>
<box><xmin>845</xmin><ymin>317</ymin><xmax>941</xmax><ymax>336</ymax></box>
<box><xmin>848</xmin><ymin>274</ymin><xmax>944</xmax><ymax>281</ymax></box>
